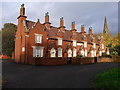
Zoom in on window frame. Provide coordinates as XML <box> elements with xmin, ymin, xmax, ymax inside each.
<box><xmin>35</xmin><ymin>34</ymin><xmax>43</xmax><ymax>44</ymax></box>
<box><xmin>84</xmin><ymin>42</ymin><xmax>87</xmax><ymax>47</ymax></box>
<box><xmin>58</xmin><ymin>47</ymin><xmax>62</xmax><ymax>57</ymax></box>
<box><xmin>73</xmin><ymin>40</ymin><xmax>77</xmax><ymax>47</ymax></box>
<box><xmin>32</xmin><ymin>46</ymin><xmax>44</xmax><ymax>57</ymax></box>
<box><xmin>58</xmin><ymin>38</ymin><xmax>62</xmax><ymax>45</ymax></box>
<box><xmin>73</xmin><ymin>48</ymin><xmax>77</xmax><ymax>57</ymax></box>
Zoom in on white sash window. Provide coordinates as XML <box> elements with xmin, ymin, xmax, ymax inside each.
<box><xmin>93</xmin><ymin>43</ymin><xmax>96</xmax><ymax>48</ymax></box>
<box><xmin>85</xmin><ymin>49</ymin><xmax>87</xmax><ymax>57</ymax></box>
<box><xmin>102</xmin><ymin>44</ymin><xmax>104</xmax><ymax>49</ymax></box>
<box><xmin>35</xmin><ymin>34</ymin><xmax>43</xmax><ymax>43</ymax></box>
<box><xmin>94</xmin><ymin>50</ymin><xmax>96</xmax><ymax>57</ymax></box>
<box><xmin>73</xmin><ymin>48</ymin><xmax>77</xmax><ymax>57</ymax></box>
<box><xmin>58</xmin><ymin>38</ymin><xmax>62</xmax><ymax>45</ymax></box>
<box><xmin>99</xmin><ymin>51</ymin><xmax>102</xmax><ymax>56</ymax></box>
<box><xmin>73</xmin><ymin>40</ymin><xmax>77</xmax><ymax>47</ymax></box>
<box><xmin>33</xmin><ymin>46</ymin><xmax>44</xmax><ymax>57</ymax></box>
<box><xmin>91</xmin><ymin>50</ymin><xmax>94</xmax><ymax>57</ymax></box>
<box><xmin>58</xmin><ymin>47</ymin><xmax>62</xmax><ymax>57</ymax></box>
<box><xmin>84</xmin><ymin>42</ymin><xmax>87</xmax><ymax>47</ymax></box>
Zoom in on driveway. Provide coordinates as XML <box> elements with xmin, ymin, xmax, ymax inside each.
<box><xmin>2</xmin><ymin>60</ymin><xmax>119</xmax><ymax>88</ymax></box>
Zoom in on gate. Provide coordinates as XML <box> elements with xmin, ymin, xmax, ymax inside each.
<box><xmin>94</xmin><ymin>57</ymin><xmax>97</xmax><ymax>63</ymax></box>
<box><xmin>67</xmin><ymin>57</ymin><xmax>72</xmax><ymax>64</ymax></box>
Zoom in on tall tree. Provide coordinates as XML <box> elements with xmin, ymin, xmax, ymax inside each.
<box><xmin>111</xmin><ymin>32</ymin><xmax>120</xmax><ymax>47</ymax></box>
<box><xmin>2</xmin><ymin>23</ymin><xmax>17</xmax><ymax>57</ymax></box>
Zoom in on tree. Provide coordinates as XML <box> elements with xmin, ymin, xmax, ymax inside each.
<box><xmin>94</xmin><ymin>33</ymin><xmax>113</xmax><ymax>46</ymax></box>
<box><xmin>2</xmin><ymin>23</ymin><xmax>17</xmax><ymax>57</ymax></box>
<box><xmin>111</xmin><ymin>32</ymin><xmax>120</xmax><ymax>47</ymax></box>
<box><xmin>103</xmin><ymin>33</ymin><xmax>113</xmax><ymax>46</ymax></box>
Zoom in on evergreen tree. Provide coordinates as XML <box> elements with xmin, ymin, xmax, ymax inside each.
<box><xmin>2</xmin><ymin>23</ymin><xmax>17</xmax><ymax>57</ymax></box>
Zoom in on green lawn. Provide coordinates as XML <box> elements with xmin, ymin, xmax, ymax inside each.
<box><xmin>94</xmin><ymin>67</ymin><xmax>120</xmax><ymax>90</ymax></box>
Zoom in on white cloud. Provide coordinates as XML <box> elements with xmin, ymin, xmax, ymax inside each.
<box><xmin>1</xmin><ymin>2</ymin><xmax>118</xmax><ymax>35</ymax></box>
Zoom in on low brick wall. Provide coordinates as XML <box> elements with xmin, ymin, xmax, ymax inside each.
<box><xmin>32</xmin><ymin>57</ymin><xmax>68</xmax><ymax>66</ymax></box>
<box><xmin>97</xmin><ymin>56</ymin><xmax>120</xmax><ymax>63</ymax></box>
<box><xmin>72</xmin><ymin>57</ymin><xmax>94</xmax><ymax>64</ymax></box>
<box><xmin>97</xmin><ymin>57</ymin><xmax>113</xmax><ymax>63</ymax></box>
<box><xmin>112</xmin><ymin>56</ymin><xmax>120</xmax><ymax>62</ymax></box>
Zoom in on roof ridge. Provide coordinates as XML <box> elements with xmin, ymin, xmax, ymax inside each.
<box><xmin>26</xmin><ymin>20</ymin><xmax>35</xmax><ymax>23</ymax></box>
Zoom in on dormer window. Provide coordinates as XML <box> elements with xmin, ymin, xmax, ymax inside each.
<box><xmin>35</xmin><ymin>34</ymin><xmax>43</xmax><ymax>43</ymax></box>
<box><xmin>73</xmin><ymin>40</ymin><xmax>76</xmax><ymax>47</ymax></box>
<box><xmin>102</xmin><ymin>44</ymin><xmax>104</xmax><ymax>49</ymax></box>
<box><xmin>84</xmin><ymin>42</ymin><xmax>87</xmax><ymax>47</ymax></box>
<box><xmin>58</xmin><ymin>38</ymin><xmax>62</xmax><ymax>45</ymax></box>
<box><xmin>93</xmin><ymin>43</ymin><xmax>96</xmax><ymax>48</ymax></box>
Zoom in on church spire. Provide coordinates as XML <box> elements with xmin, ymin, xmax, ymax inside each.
<box><xmin>103</xmin><ymin>16</ymin><xmax>109</xmax><ymax>34</ymax></box>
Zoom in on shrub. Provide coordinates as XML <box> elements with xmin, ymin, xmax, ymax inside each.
<box><xmin>99</xmin><ymin>53</ymin><xmax>112</xmax><ymax>58</ymax></box>
<box><xmin>76</xmin><ymin>55</ymin><xmax>83</xmax><ymax>58</ymax></box>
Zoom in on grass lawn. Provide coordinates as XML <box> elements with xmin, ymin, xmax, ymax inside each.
<box><xmin>94</xmin><ymin>67</ymin><xmax>120</xmax><ymax>90</ymax></box>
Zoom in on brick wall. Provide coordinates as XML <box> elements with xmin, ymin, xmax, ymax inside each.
<box><xmin>97</xmin><ymin>56</ymin><xmax>120</xmax><ymax>63</ymax></box>
<box><xmin>32</xmin><ymin>57</ymin><xmax>68</xmax><ymax>65</ymax></box>
<box><xmin>97</xmin><ymin>57</ymin><xmax>112</xmax><ymax>63</ymax></box>
<box><xmin>72</xmin><ymin>57</ymin><xmax>94</xmax><ymax>64</ymax></box>
<box><xmin>112</xmin><ymin>56</ymin><xmax>120</xmax><ymax>62</ymax></box>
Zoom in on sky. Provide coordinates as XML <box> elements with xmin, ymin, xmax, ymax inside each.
<box><xmin>1</xmin><ymin>2</ymin><xmax>118</xmax><ymax>35</ymax></box>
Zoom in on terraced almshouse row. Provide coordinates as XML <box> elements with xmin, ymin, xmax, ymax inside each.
<box><xmin>14</xmin><ymin>4</ymin><xmax>109</xmax><ymax>64</ymax></box>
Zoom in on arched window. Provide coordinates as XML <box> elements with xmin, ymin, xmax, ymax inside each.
<box><xmin>58</xmin><ymin>47</ymin><xmax>62</xmax><ymax>57</ymax></box>
<box><xmin>50</xmin><ymin>48</ymin><xmax>56</xmax><ymax>57</ymax></box>
<box><xmin>73</xmin><ymin>48</ymin><xmax>77</xmax><ymax>57</ymax></box>
<box><xmin>68</xmin><ymin>49</ymin><xmax>72</xmax><ymax>57</ymax></box>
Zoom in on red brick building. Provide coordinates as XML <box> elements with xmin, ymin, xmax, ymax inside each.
<box><xmin>14</xmin><ymin>4</ymin><xmax>109</xmax><ymax>64</ymax></box>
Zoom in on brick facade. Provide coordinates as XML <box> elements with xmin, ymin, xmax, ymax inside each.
<box><xmin>14</xmin><ymin>4</ymin><xmax>109</xmax><ymax>64</ymax></box>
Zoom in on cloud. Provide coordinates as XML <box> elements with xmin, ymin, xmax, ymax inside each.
<box><xmin>1</xmin><ymin>2</ymin><xmax>118</xmax><ymax>35</ymax></box>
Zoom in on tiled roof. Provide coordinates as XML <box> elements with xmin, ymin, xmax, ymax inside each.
<box><xmin>25</xmin><ymin>20</ymin><xmax>101</xmax><ymax>44</ymax></box>
<box><xmin>26</xmin><ymin>20</ymin><xmax>35</xmax><ymax>29</ymax></box>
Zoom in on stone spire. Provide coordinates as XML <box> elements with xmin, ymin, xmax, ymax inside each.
<box><xmin>103</xmin><ymin>16</ymin><xmax>109</xmax><ymax>34</ymax></box>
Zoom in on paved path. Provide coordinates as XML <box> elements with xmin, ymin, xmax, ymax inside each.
<box><xmin>2</xmin><ymin>60</ymin><xmax>119</xmax><ymax>88</ymax></box>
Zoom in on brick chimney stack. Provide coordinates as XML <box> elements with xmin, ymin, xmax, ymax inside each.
<box><xmin>89</xmin><ymin>27</ymin><xmax>93</xmax><ymax>35</ymax></box>
<box><xmin>80</xmin><ymin>25</ymin><xmax>86</xmax><ymax>35</ymax></box>
<box><xmin>71</xmin><ymin>21</ymin><xmax>76</xmax><ymax>32</ymax></box>
<box><xmin>45</xmin><ymin>12</ymin><xmax>49</xmax><ymax>23</ymax></box>
<box><xmin>60</xmin><ymin>17</ymin><xmax>64</xmax><ymax>27</ymax></box>
<box><xmin>20</xmin><ymin>4</ymin><xmax>25</xmax><ymax>16</ymax></box>
<box><xmin>72</xmin><ymin>21</ymin><xmax>75</xmax><ymax>30</ymax></box>
<box><xmin>44</xmin><ymin>12</ymin><xmax>51</xmax><ymax>29</ymax></box>
<box><xmin>17</xmin><ymin>4</ymin><xmax>27</xmax><ymax>20</ymax></box>
<box><xmin>81</xmin><ymin>25</ymin><xmax>84</xmax><ymax>32</ymax></box>
<box><xmin>59</xmin><ymin>17</ymin><xmax>65</xmax><ymax>30</ymax></box>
